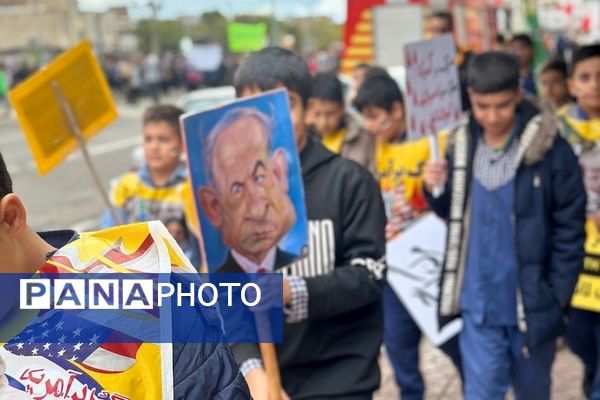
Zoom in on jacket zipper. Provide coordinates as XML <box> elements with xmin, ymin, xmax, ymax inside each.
<box><xmin>513</xmin><ymin>175</ymin><xmax>530</xmax><ymax>358</ymax></box>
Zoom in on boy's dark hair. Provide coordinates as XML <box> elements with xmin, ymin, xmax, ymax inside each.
<box><xmin>353</xmin><ymin>74</ymin><xmax>403</xmax><ymax>112</ymax></box>
<box><xmin>570</xmin><ymin>44</ymin><xmax>600</xmax><ymax>76</ymax></box>
<box><xmin>0</xmin><ymin>152</ymin><xmax>13</xmax><ymax>199</ymax></box>
<box><xmin>311</xmin><ymin>73</ymin><xmax>344</xmax><ymax>104</ymax></box>
<box><xmin>467</xmin><ymin>52</ymin><xmax>520</xmax><ymax>94</ymax></box>
<box><xmin>430</xmin><ymin>11</ymin><xmax>453</xmax><ymax>31</ymax></box>
<box><xmin>541</xmin><ymin>59</ymin><xmax>568</xmax><ymax>77</ymax></box>
<box><xmin>364</xmin><ymin>66</ymin><xmax>391</xmax><ymax>81</ymax></box>
<box><xmin>142</xmin><ymin>105</ymin><xmax>184</xmax><ymax>137</ymax></box>
<box><xmin>511</xmin><ymin>33</ymin><xmax>533</xmax><ymax>48</ymax></box>
<box><xmin>234</xmin><ymin>47</ymin><xmax>312</xmax><ymax>107</ymax></box>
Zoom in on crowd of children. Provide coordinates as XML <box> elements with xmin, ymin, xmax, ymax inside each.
<box><xmin>1</xmin><ymin>9</ymin><xmax>600</xmax><ymax>399</ymax></box>
<box><xmin>94</xmin><ymin>38</ymin><xmax>600</xmax><ymax>399</ymax></box>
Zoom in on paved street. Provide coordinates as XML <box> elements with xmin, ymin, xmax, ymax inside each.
<box><xmin>375</xmin><ymin>341</ymin><xmax>586</xmax><ymax>399</ymax></box>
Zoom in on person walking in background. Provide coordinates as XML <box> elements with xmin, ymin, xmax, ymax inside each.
<box><xmin>354</xmin><ymin>73</ymin><xmax>463</xmax><ymax>399</ymax></box>
<box><xmin>511</xmin><ymin>34</ymin><xmax>539</xmax><ymax>98</ymax></box>
<box><xmin>539</xmin><ymin>59</ymin><xmax>573</xmax><ymax>111</ymax></box>
<box><xmin>559</xmin><ymin>44</ymin><xmax>600</xmax><ymax>399</ymax></box>
<box><xmin>306</xmin><ymin>72</ymin><xmax>374</xmax><ymax>172</ymax></box>
<box><xmin>142</xmin><ymin>53</ymin><xmax>162</xmax><ymax>104</ymax></box>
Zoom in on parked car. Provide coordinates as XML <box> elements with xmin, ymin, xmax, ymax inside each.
<box><xmin>176</xmin><ymin>85</ymin><xmax>236</xmax><ymax>113</ymax></box>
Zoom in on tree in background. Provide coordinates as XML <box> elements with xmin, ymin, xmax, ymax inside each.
<box><xmin>135</xmin><ymin>12</ymin><xmax>341</xmax><ymax>54</ymax></box>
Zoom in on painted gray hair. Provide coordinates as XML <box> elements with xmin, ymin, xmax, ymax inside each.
<box><xmin>203</xmin><ymin>107</ymin><xmax>273</xmax><ymax>190</ymax></box>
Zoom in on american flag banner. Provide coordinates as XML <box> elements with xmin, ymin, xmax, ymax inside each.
<box><xmin>5</xmin><ymin>311</ymin><xmax>142</xmax><ymax>374</ymax></box>
<box><xmin>1</xmin><ymin>221</ymin><xmax>197</xmax><ymax>400</ymax></box>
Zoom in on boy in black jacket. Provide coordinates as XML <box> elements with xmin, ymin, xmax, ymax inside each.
<box><xmin>232</xmin><ymin>47</ymin><xmax>387</xmax><ymax>399</ymax></box>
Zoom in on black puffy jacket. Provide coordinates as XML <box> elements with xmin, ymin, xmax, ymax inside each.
<box><xmin>170</xmin><ymin>272</ymin><xmax>251</xmax><ymax>399</ymax></box>
<box><xmin>173</xmin><ymin>340</ymin><xmax>250</xmax><ymax>399</ymax></box>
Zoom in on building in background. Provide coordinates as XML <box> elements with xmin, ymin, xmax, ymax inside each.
<box><xmin>0</xmin><ymin>0</ymin><xmax>137</xmax><ymax>58</ymax></box>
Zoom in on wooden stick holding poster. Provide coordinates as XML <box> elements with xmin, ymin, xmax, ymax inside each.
<box><xmin>51</xmin><ymin>81</ymin><xmax>121</xmax><ymax>225</ymax></box>
<box><xmin>257</xmin><ymin>316</ymin><xmax>283</xmax><ymax>400</ymax></box>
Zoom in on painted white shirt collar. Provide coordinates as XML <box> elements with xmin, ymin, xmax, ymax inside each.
<box><xmin>231</xmin><ymin>247</ymin><xmax>277</xmax><ymax>273</ymax></box>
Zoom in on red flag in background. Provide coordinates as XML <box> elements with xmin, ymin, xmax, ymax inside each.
<box><xmin>340</xmin><ymin>0</ymin><xmax>385</xmax><ymax>75</ymax></box>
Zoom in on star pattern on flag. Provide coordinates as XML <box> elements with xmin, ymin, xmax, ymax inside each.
<box><xmin>5</xmin><ymin>312</ymin><xmax>109</xmax><ymax>361</ymax></box>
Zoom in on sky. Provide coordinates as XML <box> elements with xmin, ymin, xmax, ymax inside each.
<box><xmin>78</xmin><ymin>0</ymin><xmax>347</xmax><ymax>23</ymax></box>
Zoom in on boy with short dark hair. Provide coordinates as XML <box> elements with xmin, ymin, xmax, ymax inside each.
<box><xmin>539</xmin><ymin>59</ymin><xmax>571</xmax><ymax>110</ymax></box>
<box><xmin>353</xmin><ymin>74</ymin><xmax>404</xmax><ymax>145</ymax></box>
<box><xmin>354</xmin><ymin>73</ymin><xmax>463</xmax><ymax>398</ymax></box>
<box><xmin>233</xmin><ymin>47</ymin><xmax>387</xmax><ymax>400</ymax></box>
<box><xmin>101</xmin><ymin>104</ymin><xmax>200</xmax><ymax>266</ymax></box>
<box><xmin>429</xmin><ymin>10</ymin><xmax>453</xmax><ymax>37</ymax></box>
<box><xmin>306</xmin><ymin>72</ymin><xmax>374</xmax><ymax>171</ymax></box>
<box><xmin>424</xmin><ymin>51</ymin><xmax>586</xmax><ymax>399</ymax></box>
<box><xmin>511</xmin><ymin>33</ymin><xmax>538</xmax><ymax>97</ymax></box>
<box><xmin>558</xmin><ymin>44</ymin><xmax>600</xmax><ymax>398</ymax></box>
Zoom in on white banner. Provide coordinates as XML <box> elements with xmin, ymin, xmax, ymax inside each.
<box><xmin>386</xmin><ymin>213</ymin><xmax>462</xmax><ymax>346</ymax></box>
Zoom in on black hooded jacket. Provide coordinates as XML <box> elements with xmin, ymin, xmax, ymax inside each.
<box><xmin>232</xmin><ymin>134</ymin><xmax>387</xmax><ymax>399</ymax></box>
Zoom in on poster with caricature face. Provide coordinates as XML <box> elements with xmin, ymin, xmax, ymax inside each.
<box><xmin>182</xmin><ymin>89</ymin><xmax>308</xmax><ymax>273</ymax></box>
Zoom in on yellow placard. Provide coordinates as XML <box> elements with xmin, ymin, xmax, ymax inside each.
<box><xmin>377</xmin><ymin>133</ymin><xmax>448</xmax><ymax>204</ymax></box>
<box><xmin>571</xmin><ymin>270</ymin><xmax>600</xmax><ymax>313</ymax></box>
<box><xmin>571</xmin><ymin>220</ymin><xmax>600</xmax><ymax>312</ymax></box>
<box><xmin>376</xmin><ymin>133</ymin><xmax>448</xmax><ymax>240</ymax></box>
<box><xmin>8</xmin><ymin>40</ymin><xmax>117</xmax><ymax>175</ymax></box>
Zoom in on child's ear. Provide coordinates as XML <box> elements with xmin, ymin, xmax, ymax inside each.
<box><xmin>567</xmin><ymin>78</ymin><xmax>577</xmax><ymax>98</ymax></box>
<box><xmin>515</xmin><ymin>88</ymin><xmax>523</xmax><ymax>104</ymax></box>
<box><xmin>391</xmin><ymin>101</ymin><xmax>405</xmax><ymax>122</ymax></box>
<box><xmin>0</xmin><ymin>194</ymin><xmax>27</xmax><ymax>237</ymax></box>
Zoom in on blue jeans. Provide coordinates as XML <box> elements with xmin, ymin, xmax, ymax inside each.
<box><xmin>460</xmin><ymin>311</ymin><xmax>555</xmax><ymax>400</ymax></box>
<box><xmin>383</xmin><ymin>283</ymin><xmax>463</xmax><ymax>400</ymax></box>
<box><xmin>565</xmin><ymin>308</ymin><xmax>600</xmax><ymax>399</ymax></box>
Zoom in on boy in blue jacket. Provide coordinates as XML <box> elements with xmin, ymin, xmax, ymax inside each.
<box><xmin>424</xmin><ymin>51</ymin><xmax>586</xmax><ymax>399</ymax></box>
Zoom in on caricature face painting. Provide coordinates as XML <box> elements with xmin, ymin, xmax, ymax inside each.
<box><xmin>199</xmin><ymin>110</ymin><xmax>296</xmax><ymax>265</ymax></box>
<box><xmin>184</xmin><ymin>90</ymin><xmax>307</xmax><ymax>272</ymax></box>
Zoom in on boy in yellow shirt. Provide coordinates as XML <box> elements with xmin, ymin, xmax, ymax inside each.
<box><xmin>305</xmin><ymin>72</ymin><xmax>374</xmax><ymax>172</ymax></box>
<box><xmin>560</xmin><ymin>44</ymin><xmax>600</xmax><ymax>398</ymax></box>
<box><xmin>354</xmin><ymin>73</ymin><xmax>462</xmax><ymax>399</ymax></box>
<box><xmin>100</xmin><ymin>105</ymin><xmax>200</xmax><ymax>267</ymax></box>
